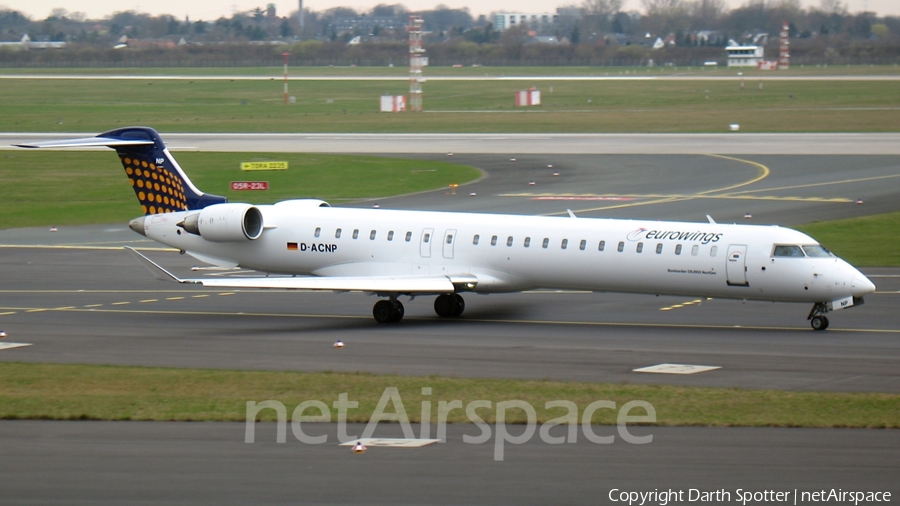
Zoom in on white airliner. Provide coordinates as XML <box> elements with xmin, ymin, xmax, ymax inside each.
<box><xmin>18</xmin><ymin>127</ymin><xmax>876</xmax><ymax>330</ymax></box>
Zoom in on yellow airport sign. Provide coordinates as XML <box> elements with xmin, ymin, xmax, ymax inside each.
<box><xmin>241</xmin><ymin>161</ymin><xmax>288</xmax><ymax>171</ymax></box>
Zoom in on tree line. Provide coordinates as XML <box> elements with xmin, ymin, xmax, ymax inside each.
<box><xmin>1</xmin><ymin>1</ymin><xmax>898</xmax><ymax>67</ymax></box>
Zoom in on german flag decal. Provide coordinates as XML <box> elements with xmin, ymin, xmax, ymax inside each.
<box><xmin>287</xmin><ymin>242</ymin><xmax>299</xmax><ymax>251</ymax></box>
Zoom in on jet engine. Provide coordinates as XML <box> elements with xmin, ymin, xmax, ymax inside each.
<box><xmin>180</xmin><ymin>203</ymin><xmax>263</xmax><ymax>242</ymax></box>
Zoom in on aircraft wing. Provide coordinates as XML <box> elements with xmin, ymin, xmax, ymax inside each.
<box><xmin>125</xmin><ymin>247</ymin><xmax>472</xmax><ymax>294</ymax></box>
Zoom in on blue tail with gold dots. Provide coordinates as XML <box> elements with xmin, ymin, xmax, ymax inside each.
<box><xmin>16</xmin><ymin>126</ymin><xmax>227</xmax><ymax>215</ymax></box>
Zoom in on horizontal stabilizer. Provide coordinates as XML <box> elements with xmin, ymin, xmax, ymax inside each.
<box><xmin>125</xmin><ymin>247</ymin><xmax>461</xmax><ymax>293</ymax></box>
<box><xmin>15</xmin><ymin>137</ymin><xmax>154</xmax><ymax>149</ymax></box>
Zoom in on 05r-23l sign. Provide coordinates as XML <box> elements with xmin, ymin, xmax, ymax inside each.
<box><xmin>231</xmin><ymin>181</ymin><xmax>269</xmax><ymax>191</ymax></box>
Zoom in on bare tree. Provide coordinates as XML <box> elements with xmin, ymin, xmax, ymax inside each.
<box><xmin>819</xmin><ymin>0</ymin><xmax>847</xmax><ymax>15</ymax></box>
<box><xmin>641</xmin><ymin>0</ymin><xmax>686</xmax><ymax>14</ymax></box>
<box><xmin>582</xmin><ymin>0</ymin><xmax>623</xmax><ymax>17</ymax></box>
<box><xmin>690</xmin><ymin>0</ymin><xmax>726</xmax><ymax>26</ymax></box>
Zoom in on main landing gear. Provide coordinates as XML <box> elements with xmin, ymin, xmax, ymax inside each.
<box><xmin>434</xmin><ymin>293</ymin><xmax>465</xmax><ymax>318</ymax></box>
<box><xmin>373</xmin><ymin>298</ymin><xmax>404</xmax><ymax>323</ymax></box>
<box><xmin>371</xmin><ymin>293</ymin><xmax>466</xmax><ymax>323</ymax></box>
<box><xmin>807</xmin><ymin>302</ymin><xmax>830</xmax><ymax>331</ymax></box>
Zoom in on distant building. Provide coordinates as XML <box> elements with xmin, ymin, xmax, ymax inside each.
<box><xmin>725</xmin><ymin>45</ymin><xmax>764</xmax><ymax>67</ymax></box>
<box><xmin>332</xmin><ymin>16</ymin><xmax>403</xmax><ymax>35</ymax></box>
<box><xmin>493</xmin><ymin>12</ymin><xmax>557</xmax><ymax>31</ymax></box>
<box><xmin>0</xmin><ymin>34</ymin><xmax>67</xmax><ymax>49</ymax></box>
<box><xmin>527</xmin><ymin>35</ymin><xmax>559</xmax><ymax>45</ymax></box>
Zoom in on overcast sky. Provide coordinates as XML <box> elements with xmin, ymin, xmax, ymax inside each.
<box><xmin>1</xmin><ymin>0</ymin><xmax>898</xmax><ymax>22</ymax></box>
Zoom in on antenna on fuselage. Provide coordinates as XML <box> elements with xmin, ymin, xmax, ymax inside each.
<box><xmin>706</xmin><ymin>215</ymin><xmax>717</xmax><ymax>224</ymax></box>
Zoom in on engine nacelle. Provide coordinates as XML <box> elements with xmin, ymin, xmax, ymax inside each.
<box><xmin>181</xmin><ymin>203</ymin><xmax>263</xmax><ymax>242</ymax></box>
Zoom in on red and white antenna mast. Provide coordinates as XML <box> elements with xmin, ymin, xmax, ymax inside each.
<box><xmin>408</xmin><ymin>15</ymin><xmax>425</xmax><ymax>112</ymax></box>
<box><xmin>779</xmin><ymin>21</ymin><xmax>790</xmax><ymax>70</ymax></box>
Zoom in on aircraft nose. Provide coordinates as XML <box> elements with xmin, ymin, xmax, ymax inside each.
<box><xmin>129</xmin><ymin>216</ymin><xmax>146</xmax><ymax>237</ymax></box>
<box><xmin>851</xmin><ymin>273</ymin><xmax>876</xmax><ymax>297</ymax></box>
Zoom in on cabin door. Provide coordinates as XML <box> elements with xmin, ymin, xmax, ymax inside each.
<box><xmin>726</xmin><ymin>244</ymin><xmax>749</xmax><ymax>286</ymax></box>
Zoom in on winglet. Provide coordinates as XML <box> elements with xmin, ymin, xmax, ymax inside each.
<box><xmin>124</xmin><ymin>246</ymin><xmax>196</xmax><ymax>284</ymax></box>
<box><xmin>706</xmin><ymin>215</ymin><xmax>717</xmax><ymax>224</ymax></box>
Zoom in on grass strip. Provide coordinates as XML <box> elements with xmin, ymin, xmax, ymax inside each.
<box><xmin>0</xmin><ymin>150</ymin><xmax>480</xmax><ymax>229</ymax></box>
<box><xmin>0</xmin><ymin>362</ymin><xmax>896</xmax><ymax>427</ymax></box>
<box><xmin>797</xmin><ymin>211</ymin><xmax>900</xmax><ymax>267</ymax></box>
<box><xmin>2</xmin><ymin>65</ymin><xmax>899</xmax><ymax>77</ymax></box>
<box><xmin>1</xmin><ymin>78</ymin><xmax>897</xmax><ymax>133</ymax></box>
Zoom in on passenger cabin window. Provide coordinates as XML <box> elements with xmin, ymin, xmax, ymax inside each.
<box><xmin>542</xmin><ymin>238</ymin><xmax>549</xmax><ymax>249</ymax></box>
<box><xmin>636</xmin><ymin>242</ymin><xmax>643</xmax><ymax>253</ymax></box>
<box><xmin>507</xmin><ymin>236</ymin><xmax>513</xmax><ymax>247</ymax></box>
<box><xmin>387</xmin><ymin>231</ymin><xmax>394</xmax><ymax>241</ymax></box>
<box><xmin>473</xmin><ymin>234</ymin><xmax>480</xmax><ymax>245</ymax></box>
<box><xmin>405</xmin><ymin>231</ymin><xmax>412</xmax><ymax>242</ymax></box>
<box><xmin>447</xmin><ymin>234</ymin><xmax>454</xmax><ymax>244</ymax></box>
<box><xmin>524</xmin><ymin>237</ymin><xmax>531</xmax><ymax>248</ymax></box>
<box><xmin>579</xmin><ymin>240</ymin><xmax>586</xmax><ymax>251</ymax></box>
<box><xmin>803</xmin><ymin>245</ymin><xmax>833</xmax><ymax>258</ymax></box>
<box><xmin>656</xmin><ymin>243</ymin><xmax>663</xmax><ymax>254</ymax></box>
<box><xmin>335</xmin><ymin>228</ymin><xmax>342</xmax><ymax>239</ymax></box>
<box><xmin>675</xmin><ymin>244</ymin><xmax>682</xmax><ymax>255</ymax></box>
<box><xmin>370</xmin><ymin>230</ymin><xmax>376</xmax><ymax>240</ymax></box>
<box><xmin>691</xmin><ymin>245</ymin><xmax>699</xmax><ymax>256</ymax></box>
<box><xmin>423</xmin><ymin>233</ymin><xmax>431</xmax><ymax>243</ymax></box>
<box><xmin>561</xmin><ymin>239</ymin><xmax>568</xmax><ymax>250</ymax></box>
<box><xmin>773</xmin><ymin>245</ymin><xmax>804</xmax><ymax>257</ymax></box>
<box><xmin>710</xmin><ymin>246</ymin><xmax>717</xmax><ymax>257</ymax></box>
<box><xmin>314</xmin><ymin>227</ymin><xmax>321</xmax><ymax>238</ymax></box>
<box><xmin>352</xmin><ymin>229</ymin><xmax>359</xmax><ymax>239</ymax></box>
<box><xmin>598</xmin><ymin>240</ymin><xmax>606</xmax><ymax>252</ymax></box>
<box><xmin>617</xmin><ymin>241</ymin><xmax>624</xmax><ymax>252</ymax></box>
<box><xmin>491</xmin><ymin>235</ymin><xmax>498</xmax><ymax>246</ymax></box>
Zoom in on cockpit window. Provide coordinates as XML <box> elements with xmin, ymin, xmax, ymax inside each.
<box><xmin>773</xmin><ymin>245</ymin><xmax>805</xmax><ymax>257</ymax></box>
<box><xmin>802</xmin><ymin>245</ymin><xmax>833</xmax><ymax>258</ymax></box>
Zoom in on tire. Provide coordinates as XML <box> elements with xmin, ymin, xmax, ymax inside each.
<box><xmin>434</xmin><ymin>294</ymin><xmax>455</xmax><ymax>318</ymax></box>
<box><xmin>810</xmin><ymin>315</ymin><xmax>829</xmax><ymax>331</ymax></box>
<box><xmin>452</xmin><ymin>294</ymin><xmax>465</xmax><ymax>316</ymax></box>
<box><xmin>390</xmin><ymin>300</ymin><xmax>404</xmax><ymax>321</ymax></box>
<box><xmin>373</xmin><ymin>300</ymin><xmax>395</xmax><ymax>323</ymax></box>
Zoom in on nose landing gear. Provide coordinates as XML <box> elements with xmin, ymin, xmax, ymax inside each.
<box><xmin>807</xmin><ymin>302</ymin><xmax>830</xmax><ymax>331</ymax></box>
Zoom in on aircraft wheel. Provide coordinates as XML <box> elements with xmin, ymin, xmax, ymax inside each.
<box><xmin>435</xmin><ymin>294</ymin><xmax>464</xmax><ymax>318</ymax></box>
<box><xmin>391</xmin><ymin>299</ymin><xmax>405</xmax><ymax>321</ymax></box>
<box><xmin>810</xmin><ymin>315</ymin><xmax>829</xmax><ymax>331</ymax></box>
<box><xmin>373</xmin><ymin>300</ymin><xmax>402</xmax><ymax>323</ymax></box>
<box><xmin>452</xmin><ymin>294</ymin><xmax>465</xmax><ymax>316</ymax></box>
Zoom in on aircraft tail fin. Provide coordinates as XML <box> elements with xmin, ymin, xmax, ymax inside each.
<box><xmin>16</xmin><ymin>127</ymin><xmax>226</xmax><ymax>215</ymax></box>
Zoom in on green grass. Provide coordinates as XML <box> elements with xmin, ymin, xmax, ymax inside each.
<box><xmin>2</xmin><ymin>64</ymin><xmax>899</xmax><ymax>77</ymax></box>
<box><xmin>797</xmin><ymin>211</ymin><xmax>900</xmax><ymax>267</ymax></box>
<box><xmin>0</xmin><ymin>362</ymin><xmax>896</xmax><ymax>427</ymax></box>
<box><xmin>0</xmin><ymin>150</ymin><xmax>481</xmax><ymax>228</ymax></box>
<box><xmin>1</xmin><ymin>77</ymin><xmax>897</xmax><ymax>133</ymax></box>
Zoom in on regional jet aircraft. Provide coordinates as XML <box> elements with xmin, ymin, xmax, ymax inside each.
<box><xmin>17</xmin><ymin>127</ymin><xmax>876</xmax><ymax>329</ymax></box>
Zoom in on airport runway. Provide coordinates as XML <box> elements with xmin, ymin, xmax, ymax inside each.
<box><xmin>1</xmin><ymin>142</ymin><xmax>898</xmax><ymax>504</ymax></box>
<box><xmin>4</xmin><ymin>132</ymin><xmax>900</xmax><ymax>155</ymax></box>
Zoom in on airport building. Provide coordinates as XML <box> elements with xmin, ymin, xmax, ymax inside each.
<box><xmin>725</xmin><ymin>45</ymin><xmax>764</xmax><ymax>67</ymax></box>
<box><xmin>492</xmin><ymin>12</ymin><xmax>558</xmax><ymax>31</ymax></box>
